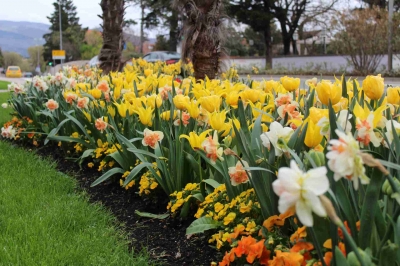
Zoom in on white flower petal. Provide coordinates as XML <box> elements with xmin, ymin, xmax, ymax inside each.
<box><xmin>278</xmin><ymin>191</ymin><xmax>300</xmax><ymax>214</ymax></box>
<box><xmin>303</xmin><ymin>167</ymin><xmax>329</xmax><ymax>195</ymax></box>
<box><xmin>303</xmin><ymin>191</ymin><xmax>327</xmax><ymax>217</ymax></box>
<box><xmin>296</xmin><ymin>200</ymin><xmax>314</xmax><ymax>227</ymax></box>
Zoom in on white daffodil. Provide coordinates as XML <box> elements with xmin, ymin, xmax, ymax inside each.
<box><xmin>385</xmin><ymin>120</ymin><xmax>400</xmax><ymax>146</ymax></box>
<box><xmin>1</xmin><ymin>125</ymin><xmax>16</xmax><ymax>139</ymax></box>
<box><xmin>260</xmin><ymin>121</ymin><xmax>294</xmax><ymax>157</ymax></box>
<box><xmin>326</xmin><ymin>130</ymin><xmax>368</xmax><ymax>190</ymax></box>
<box><xmin>317</xmin><ymin>110</ymin><xmax>352</xmax><ymax>137</ymax></box>
<box><xmin>1</xmin><ymin>103</ymin><xmax>8</xmax><ymax>109</ymax></box>
<box><xmin>272</xmin><ymin>160</ymin><xmax>329</xmax><ymax>227</ymax></box>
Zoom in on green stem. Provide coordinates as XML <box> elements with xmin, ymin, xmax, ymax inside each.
<box><xmin>308</xmin><ymin>227</ymin><xmax>327</xmax><ymax>266</ymax></box>
<box><xmin>377</xmin><ymin>208</ymin><xmax>400</xmax><ymax>259</ymax></box>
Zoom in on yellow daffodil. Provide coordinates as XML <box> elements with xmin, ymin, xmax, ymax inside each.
<box><xmin>179</xmin><ymin>129</ymin><xmax>212</xmax><ymax>150</ymax></box>
<box><xmin>362</xmin><ymin>74</ymin><xmax>384</xmax><ymax>100</ymax></box>
<box><xmin>134</xmin><ymin>106</ymin><xmax>154</xmax><ymax>127</ymax></box>
<box><xmin>316</xmin><ymin>80</ymin><xmax>342</xmax><ymax>106</ymax></box>
<box><xmin>280</xmin><ymin>76</ymin><xmax>300</xmax><ymax>92</ymax></box>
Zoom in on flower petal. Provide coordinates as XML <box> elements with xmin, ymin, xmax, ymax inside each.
<box><xmin>303</xmin><ymin>167</ymin><xmax>329</xmax><ymax>195</ymax></box>
<box><xmin>296</xmin><ymin>200</ymin><xmax>313</xmax><ymax>227</ymax></box>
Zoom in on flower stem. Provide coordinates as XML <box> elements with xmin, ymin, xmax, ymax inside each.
<box><xmin>308</xmin><ymin>227</ymin><xmax>327</xmax><ymax>266</ymax></box>
<box><xmin>338</xmin><ymin>221</ymin><xmax>367</xmax><ymax>266</ymax></box>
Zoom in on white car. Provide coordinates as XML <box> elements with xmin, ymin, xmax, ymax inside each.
<box><xmin>89</xmin><ymin>55</ymin><xmax>100</xmax><ymax>67</ymax></box>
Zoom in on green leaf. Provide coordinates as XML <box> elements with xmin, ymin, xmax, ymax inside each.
<box><xmin>127</xmin><ymin>148</ymin><xmax>159</xmax><ymax>159</ymax></box>
<box><xmin>335</xmin><ymin>246</ymin><xmax>349</xmax><ymax>265</ymax></box>
<box><xmin>134</xmin><ymin>210</ymin><xmax>169</xmax><ymax>219</ymax></box>
<box><xmin>186</xmin><ymin>217</ymin><xmax>221</xmax><ymax>235</ymax></box>
<box><xmin>91</xmin><ymin>168</ymin><xmax>125</xmax><ymax>187</ymax></box>
<box><xmin>123</xmin><ymin>162</ymin><xmax>153</xmax><ymax>186</ymax></box>
<box><xmin>342</xmin><ymin>75</ymin><xmax>348</xmax><ymax>98</ymax></box>
<box><xmin>202</xmin><ymin>179</ymin><xmax>222</xmax><ymax>189</ymax></box>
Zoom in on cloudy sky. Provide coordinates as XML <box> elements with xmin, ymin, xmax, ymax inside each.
<box><xmin>0</xmin><ymin>0</ymin><xmax>160</xmax><ymax>37</ymax></box>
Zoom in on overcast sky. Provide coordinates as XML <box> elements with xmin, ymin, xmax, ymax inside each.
<box><xmin>0</xmin><ymin>0</ymin><xmax>160</xmax><ymax>37</ymax></box>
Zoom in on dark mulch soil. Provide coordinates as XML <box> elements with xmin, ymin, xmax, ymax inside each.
<box><xmin>12</xmin><ymin>142</ymin><xmax>221</xmax><ymax>266</ymax></box>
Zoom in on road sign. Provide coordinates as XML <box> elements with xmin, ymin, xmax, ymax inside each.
<box><xmin>52</xmin><ymin>50</ymin><xmax>66</xmax><ymax>60</ymax></box>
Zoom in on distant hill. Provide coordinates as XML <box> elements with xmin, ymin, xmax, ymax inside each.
<box><xmin>0</xmin><ymin>20</ymin><xmax>49</xmax><ymax>57</ymax></box>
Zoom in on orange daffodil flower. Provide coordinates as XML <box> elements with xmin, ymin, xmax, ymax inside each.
<box><xmin>142</xmin><ymin>128</ymin><xmax>164</xmax><ymax>149</ymax></box>
<box><xmin>353</xmin><ymin>101</ymin><xmax>387</xmax><ymax>147</ymax></box>
<box><xmin>273</xmin><ymin>161</ymin><xmax>329</xmax><ymax>226</ymax></box>
<box><xmin>95</xmin><ymin>117</ymin><xmax>108</xmax><ymax>133</ymax></box>
<box><xmin>202</xmin><ymin>131</ymin><xmax>224</xmax><ymax>163</ymax></box>
<box><xmin>228</xmin><ymin>160</ymin><xmax>251</xmax><ymax>186</ymax></box>
<box><xmin>46</xmin><ymin>99</ymin><xmax>59</xmax><ymax>111</ymax></box>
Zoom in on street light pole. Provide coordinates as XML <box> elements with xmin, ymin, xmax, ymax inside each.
<box><xmin>388</xmin><ymin>0</ymin><xmax>394</xmax><ymax>72</ymax></box>
<box><xmin>59</xmin><ymin>0</ymin><xmax>63</xmax><ymax>67</ymax></box>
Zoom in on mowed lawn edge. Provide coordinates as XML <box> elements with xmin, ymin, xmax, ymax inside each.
<box><xmin>0</xmin><ymin>140</ymin><xmax>154</xmax><ymax>265</ymax></box>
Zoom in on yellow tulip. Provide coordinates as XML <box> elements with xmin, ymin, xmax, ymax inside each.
<box><xmin>209</xmin><ymin>111</ymin><xmax>227</xmax><ymax>131</ymax></box>
<box><xmin>123</xmin><ymin>91</ymin><xmax>137</xmax><ymax>104</ymax></box>
<box><xmin>239</xmin><ymin>89</ymin><xmax>263</xmax><ymax>103</ymax></box>
<box><xmin>144</xmin><ymin>69</ymin><xmax>153</xmax><ymax>77</ymax></box>
<box><xmin>90</xmin><ymin>88</ymin><xmax>102</xmax><ymax>99</ymax></box>
<box><xmin>261</xmin><ymin>79</ymin><xmax>279</xmax><ymax>93</ymax></box>
<box><xmin>362</xmin><ymin>74</ymin><xmax>384</xmax><ymax>100</ymax></box>
<box><xmin>99</xmin><ymin>100</ymin><xmax>106</xmax><ymax>108</ymax></box>
<box><xmin>249</xmin><ymin>102</ymin><xmax>273</xmax><ymax>123</ymax></box>
<box><xmin>226</xmin><ymin>91</ymin><xmax>240</xmax><ymax>109</ymax></box>
<box><xmin>107</xmin><ymin>106</ymin><xmax>116</xmax><ymax>118</ymax></box>
<box><xmin>160</xmin><ymin>110</ymin><xmax>177</xmax><ymax>121</ymax></box>
<box><xmin>387</xmin><ymin>87</ymin><xmax>400</xmax><ymax>105</ymax></box>
<box><xmin>200</xmin><ymin>95</ymin><xmax>221</xmax><ymax>113</ymax></box>
<box><xmin>316</xmin><ymin>80</ymin><xmax>342</xmax><ymax>106</ymax></box>
<box><xmin>134</xmin><ymin>106</ymin><xmax>153</xmax><ymax>127</ymax></box>
<box><xmin>280</xmin><ymin>76</ymin><xmax>300</xmax><ymax>92</ymax></box>
<box><xmin>180</xmin><ymin>129</ymin><xmax>212</xmax><ymax>150</ymax></box>
<box><xmin>114</xmin><ymin>102</ymin><xmax>128</xmax><ymax>118</ymax></box>
<box><xmin>308</xmin><ymin>107</ymin><xmax>329</xmax><ymax>124</ymax></box>
<box><xmin>185</xmin><ymin>100</ymin><xmax>200</xmax><ymax>119</ymax></box>
<box><xmin>333</xmin><ymin>98</ymin><xmax>349</xmax><ymax>113</ymax></box>
<box><xmin>146</xmin><ymin>94</ymin><xmax>162</xmax><ymax>109</ymax></box>
<box><xmin>173</xmin><ymin>94</ymin><xmax>190</xmax><ymax>110</ymax></box>
<box><xmin>304</xmin><ymin>120</ymin><xmax>323</xmax><ymax>148</ymax></box>
<box><xmin>82</xmin><ymin>111</ymin><xmax>92</xmax><ymax>122</ymax></box>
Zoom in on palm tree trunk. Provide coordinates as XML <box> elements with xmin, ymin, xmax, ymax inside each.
<box><xmin>99</xmin><ymin>0</ymin><xmax>125</xmax><ymax>74</ymax></box>
<box><xmin>174</xmin><ymin>0</ymin><xmax>224</xmax><ymax>80</ymax></box>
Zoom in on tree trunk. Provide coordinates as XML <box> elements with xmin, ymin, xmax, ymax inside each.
<box><xmin>175</xmin><ymin>0</ymin><xmax>223</xmax><ymax>80</ymax></box>
<box><xmin>292</xmin><ymin>39</ymin><xmax>298</xmax><ymax>55</ymax></box>
<box><xmin>169</xmin><ymin>10</ymin><xmax>178</xmax><ymax>52</ymax></box>
<box><xmin>99</xmin><ymin>0</ymin><xmax>125</xmax><ymax>74</ymax></box>
<box><xmin>264</xmin><ymin>25</ymin><xmax>272</xmax><ymax>69</ymax></box>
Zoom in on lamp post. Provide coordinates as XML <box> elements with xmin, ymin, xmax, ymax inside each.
<box><xmin>322</xmin><ymin>28</ymin><xmax>327</xmax><ymax>54</ymax></box>
<box><xmin>34</xmin><ymin>38</ymin><xmax>41</xmax><ymax>74</ymax></box>
<box><xmin>59</xmin><ymin>0</ymin><xmax>63</xmax><ymax>66</ymax></box>
<box><xmin>388</xmin><ymin>0</ymin><xmax>394</xmax><ymax>72</ymax></box>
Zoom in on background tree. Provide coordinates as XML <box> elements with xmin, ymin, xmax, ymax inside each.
<box><xmin>122</xmin><ymin>42</ymin><xmax>142</xmax><ymax>61</ymax></box>
<box><xmin>27</xmin><ymin>46</ymin><xmax>45</xmax><ymax>73</ymax></box>
<box><xmin>0</xmin><ymin>48</ymin><xmax>4</xmax><ymax>67</ymax></box>
<box><xmin>271</xmin><ymin>0</ymin><xmax>338</xmax><ymax>55</ymax></box>
<box><xmin>174</xmin><ymin>0</ymin><xmax>225</xmax><ymax>80</ymax></box>
<box><xmin>361</xmin><ymin>0</ymin><xmax>400</xmax><ymax>10</ymax></box>
<box><xmin>80</xmin><ymin>30</ymin><xmax>103</xmax><ymax>59</ymax></box>
<box><xmin>99</xmin><ymin>0</ymin><xmax>125</xmax><ymax>74</ymax></box>
<box><xmin>331</xmin><ymin>7</ymin><xmax>400</xmax><ymax>74</ymax></box>
<box><xmin>229</xmin><ymin>0</ymin><xmax>274</xmax><ymax>68</ymax></box>
<box><xmin>43</xmin><ymin>0</ymin><xmax>86</xmax><ymax>62</ymax></box>
<box><xmin>154</xmin><ymin>35</ymin><xmax>170</xmax><ymax>51</ymax></box>
<box><xmin>3</xmin><ymin>52</ymin><xmax>23</xmax><ymax>68</ymax></box>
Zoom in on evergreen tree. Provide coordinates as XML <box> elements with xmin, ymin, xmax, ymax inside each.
<box><xmin>43</xmin><ymin>0</ymin><xmax>86</xmax><ymax>62</ymax></box>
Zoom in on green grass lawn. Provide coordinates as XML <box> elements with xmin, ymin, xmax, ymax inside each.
<box><xmin>0</xmin><ymin>80</ymin><xmax>10</xmax><ymax>90</ymax></box>
<box><xmin>0</xmin><ymin>92</ymin><xmax>12</xmax><ymax>124</ymax></box>
<box><xmin>0</xmin><ymin>141</ymin><xmax>153</xmax><ymax>265</ymax></box>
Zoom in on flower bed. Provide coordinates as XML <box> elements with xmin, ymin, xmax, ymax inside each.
<box><xmin>2</xmin><ymin>59</ymin><xmax>400</xmax><ymax>265</ymax></box>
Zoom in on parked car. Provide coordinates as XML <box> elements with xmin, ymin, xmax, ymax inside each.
<box><xmin>24</xmin><ymin>72</ymin><xmax>33</xmax><ymax>78</ymax></box>
<box><xmin>6</xmin><ymin>66</ymin><xmax>22</xmax><ymax>78</ymax></box>
<box><xmin>89</xmin><ymin>55</ymin><xmax>100</xmax><ymax>67</ymax></box>
<box><xmin>142</xmin><ymin>51</ymin><xmax>181</xmax><ymax>64</ymax></box>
